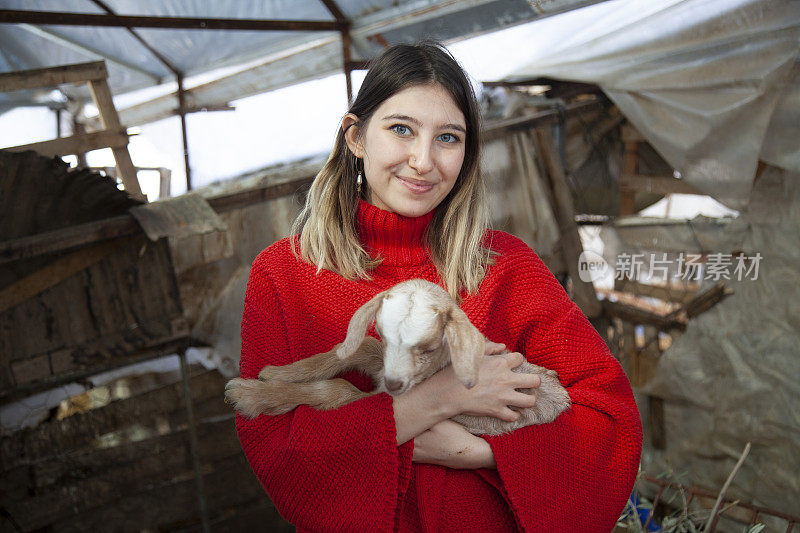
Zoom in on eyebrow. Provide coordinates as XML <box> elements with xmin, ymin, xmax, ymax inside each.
<box><xmin>381</xmin><ymin>113</ymin><xmax>466</xmax><ymax>134</ymax></box>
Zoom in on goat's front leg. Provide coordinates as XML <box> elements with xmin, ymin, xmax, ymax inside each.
<box><xmin>225</xmin><ymin>377</ymin><xmax>377</xmax><ymax>418</ymax></box>
<box><xmin>258</xmin><ymin>336</ymin><xmax>384</xmax><ymax>383</ymax></box>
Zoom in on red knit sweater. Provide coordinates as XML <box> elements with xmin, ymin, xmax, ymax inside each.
<box><xmin>236</xmin><ymin>200</ymin><xmax>642</xmax><ymax>532</ymax></box>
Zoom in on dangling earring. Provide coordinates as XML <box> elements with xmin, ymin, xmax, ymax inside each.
<box><xmin>354</xmin><ymin>156</ymin><xmax>363</xmax><ymax>194</ymax></box>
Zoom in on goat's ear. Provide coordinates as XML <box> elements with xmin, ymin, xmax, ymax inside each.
<box><xmin>337</xmin><ymin>291</ymin><xmax>385</xmax><ymax>359</ymax></box>
<box><xmin>443</xmin><ymin>306</ymin><xmax>484</xmax><ymax>389</ymax></box>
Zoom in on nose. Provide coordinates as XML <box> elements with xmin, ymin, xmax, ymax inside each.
<box><xmin>384</xmin><ymin>378</ymin><xmax>404</xmax><ymax>392</ymax></box>
<box><xmin>409</xmin><ymin>140</ymin><xmax>434</xmax><ymax>175</ymax></box>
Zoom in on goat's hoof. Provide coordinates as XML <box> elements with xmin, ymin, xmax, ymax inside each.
<box><xmin>224</xmin><ymin>378</ymin><xmax>262</xmax><ymax>418</ymax></box>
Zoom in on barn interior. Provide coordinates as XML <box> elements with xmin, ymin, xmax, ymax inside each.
<box><xmin>1</xmin><ymin>1</ymin><xmax>799</xmax><ymax>531</ymax></box>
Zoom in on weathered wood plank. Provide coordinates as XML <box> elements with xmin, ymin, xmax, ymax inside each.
<box><xmin>1</xmin><ymin>236</ymin><xmax>185</xmax><ymax>397</ymax></box>
<box><xmin>615</xmin><ymin>278</ymin><xmax>698</xmax><ymax>305</ymax></box>
<box><xmin>482</xmin><ymin>98</ymin><xmax>605</xmax><ymax>141</ymax></box>
<box><xmin>1</xmin><ymin>417</ymin><xmax>243</xmax><ymax>528</ymax></box>
<box><xmin>1</xmin><ymin>236</ymin><xmax>179</xmax><ymax>358</ymax></box>
<box><xmin>0</xmin><ymin>237</ymin><xmax>131</xmax><ymax>314</ymax></box>
<box><xmin>0</xmin><ymin>214</ymin><xmax>137</xmax><ymax>263</ymax></box>
<box><xmin>620</xmin><ymin>173</ymin><xmax>702</xmax><ymax>196</ymax></box>
<box><xmin>6</xmin><ymin>453</ymin><xmax>264</xmax><ymax>532</ymax></box>
<box><xmin>602</xmin><ymin>299</ymin><xmax>686</xmax><ymax>331</ymax></box>
<box><xmin>58</xmin><ymin>454</ymin><xmax>266</xmax><ymax>532</ymax></box>
<box><xmin>0</xmin><ymin>417</ymin><xmax>233</xmax><ymax>497</ymax></box>
<box><xmin>663</xmin><ymin>282</ymin><xmax>733</xmax><ymax>327</ymax></box>
<box><xmin>620</xmin><ymin>126</ymin><xmax>639</xmax><ymax>215</ymax></box>
<box><xmin>0</xmin><ymin>370</ymin><xmax>225</xmax><ymax>468</ymax></box>
<box><xmin>3</xmin><ymin>129</ymin><xmax>129</xmax><ymax>158</ymax></box>
<box><xmin>534</xmin><ymin>128</ymin><xmax>602</xmax><ymax>318</ymax></box>
<box><xmin>0</xmin><ymin>61</ymin><xmax>107</xmax><ymax>92</ymax></box>
<box><xmin>88</xmin><ymin>78</ymin><xmax>144</xmax><ymax>200</ymax></box>
<box><xmin>0</xmin><ymin>175</ymin><xmax>312</xmax><ymax>264</ymax></box>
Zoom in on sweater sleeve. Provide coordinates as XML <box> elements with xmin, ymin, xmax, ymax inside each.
<box><xmin>483</xmin><ymin>244</ymin><xmax>643</xmax><ymax>532</ymax></box>
<box><xmin>235</xmin><ymin>254</ymin><xmax>415</xmax><ymax>533</ymax></box>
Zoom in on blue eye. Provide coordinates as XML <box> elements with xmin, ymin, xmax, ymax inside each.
<box><xmin>439</xmin><ymin>133</ymin><xmax>459</xmax><ymax>143</ymax></box>
<box><xmin>391</xmin><ymin>124</ymin><xmax>411</xmax><ymax>136</ymax></box>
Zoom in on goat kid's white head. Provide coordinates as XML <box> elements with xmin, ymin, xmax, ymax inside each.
<box><xmin>336</xmin><ymin>279</ymin><xmax>485</xmax><ymax>395</ymax></box>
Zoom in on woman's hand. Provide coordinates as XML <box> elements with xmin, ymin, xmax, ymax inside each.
<box><xmin>393</xmin><ymin>338</ymin><xmax>518</xmax><ymax>445</ymax></box>
<box><xmin>412</xmin><ymin>420</ymin><xmax>496</xmax><ymax>469</ymax></box>
<box><xmin>433</xmin><ymin>351</ymin><xmax>542</xmax><ymax>422</ymax></box>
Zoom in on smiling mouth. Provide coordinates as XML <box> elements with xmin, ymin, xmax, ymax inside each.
<box><xmin>396</xmin><ymin>175</ymin><xmax>435</xmax><ymax>193</ymax></box>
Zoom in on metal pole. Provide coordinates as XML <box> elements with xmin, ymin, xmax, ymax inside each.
<box><xmin>177</xmin><ymin>74</ymin><xmax>192</xmax><ymax>191</ymax></box>
<box><xmin>179</xmin><ymin>349</ymin><xmax>210</xmax><ymax>533</ymax></box>
<box><xmin>342</xmin><ymin>29</ymin><xmax>353</xmax><ymax>105</ymax></box>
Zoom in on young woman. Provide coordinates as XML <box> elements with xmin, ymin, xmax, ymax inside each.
<box><xmin>236</xmin><ymin>42</ymin><xmax>642</xmax><ymax>532</ymax></box>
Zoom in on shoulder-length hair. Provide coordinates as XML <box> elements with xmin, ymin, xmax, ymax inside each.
<box><xmin>291</xmin><ymin>41</ymin><xmax>493</xmax><ymax>300</ymax></box>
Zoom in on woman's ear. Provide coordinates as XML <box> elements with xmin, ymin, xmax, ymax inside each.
<box><xmin>342</xmin><ymin>113</ymin><xmax>364</xmax><ymax>158</ymax></box>
<box><xmin>337</xmin><ymin>290</ymin><xmax>385</xmax><ymax>359</ymax></box>
<box><xmin>443</xmin><ymin>306</ymin><xmax>484</xmax><ymax>389</ymax></box>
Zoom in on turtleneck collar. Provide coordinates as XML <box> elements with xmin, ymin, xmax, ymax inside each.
<box><xmin>356</xmin><ymin>199</ymin><xmax>434</xmax><ymax>266</ymax></box>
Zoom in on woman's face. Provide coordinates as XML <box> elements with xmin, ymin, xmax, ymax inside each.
<box><xmin>344</xmin><ymin>83</ymin><xmax>467</xmax><ymax>218</ymax></box>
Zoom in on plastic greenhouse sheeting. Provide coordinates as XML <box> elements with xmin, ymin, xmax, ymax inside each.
<box><xmin>502</xmin><ymin>0</ymin><xmax>800</xmax><ymax>210</ymax></box>
<box><xmin>638</xmin><ymin>165</ymin><xmax>800</xmax><ymax>519</ymax></box>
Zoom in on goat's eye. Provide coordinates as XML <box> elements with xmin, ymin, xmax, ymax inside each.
<box><xmin>421</xmin><ymin>346</ymin><xmax>439</xmax><ymax>355</ymax></box>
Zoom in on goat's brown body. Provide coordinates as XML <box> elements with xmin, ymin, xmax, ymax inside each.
<box><xmin>225</xmin><ymin>279</ymin><xmax>571</xmax><ymax>435</ymax></box>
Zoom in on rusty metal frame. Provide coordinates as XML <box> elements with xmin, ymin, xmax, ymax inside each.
<box><xmin>0</xmin><ymin>9</ymin><xmax>345</xmax><ymax>31</ymax></box>
<box><xmin>319</xmin><ymin>0</ymin><xmax>356</xmax><ymax>104</ymax></box>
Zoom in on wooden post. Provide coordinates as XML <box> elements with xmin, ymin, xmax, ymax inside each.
<box><xmin>88</xmin><ymin>78</ymin><xmax>145</xmax><ymax>200</ymax></box>
<box><xmin>534</xmin><ymin>128</ymin><xmax>602</xmax><ymax>318</ymax></box>
<box><xmin>620</xmin><ymin>124</ymin><xmax>640</xmax><ymax>216</ymax></box>
<box><xmin>158</xmin><ymin>167</ymin><xmax>172</xmax><ymax>199</ymax></box>
<box><xmin>72</xmin><ymin>111</ymin><xmax>89</xmax><ymax>168</ymax></box>
<box><xmin>620</xmin><ymin>321</ymin><xmax>635</xmax><ymax>379</ymax></box>
<box><xmin>179</xmin><ymin>350</ymin><xmax>211</xmax><ymax>533</ymax></box>
<box><xmin>342</xmin><ymin>29</ymin><xmax>353</xmax><ymax>105</ymax></box>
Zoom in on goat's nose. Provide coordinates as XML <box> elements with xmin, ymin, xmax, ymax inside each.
<box><xmin>385</xmin><ymin>378</ymin><xmax>403</xmax><ymax>392</ymax></box>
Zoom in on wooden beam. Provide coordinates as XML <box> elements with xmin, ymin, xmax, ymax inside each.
<box><xmin>206</xmin><ymin>176</ymin><xmax>314</xmax><ymax>214</ymax></box>
<box><xmin>319</xmin><ymin>0</ymin><xmax>348</xmax><ymax>22</ymax></box>
<box><xmin>88</xmin><ymin>77</ymin><xmax>144</xmax><ymax>200</ymax></box>
<box><xmin>0</xmin><ymin>336</ymin><xmax>199</xmax><ymax>405</ymax></box>
<box><xmin>483</xmin><ymin>98</ymin><xmax>605</xmax><ymax>140</ymax></box>
<box><xmin>342</xmin><ymin>29</ymin><xmax>354</xmax><ymax>104</ymax></box>
<box><xmin>601</xmin><ymin>299</ymin><xmax>686</xmax><ymax>331</ymax></box>
<box><xmin>615</xmin><ymin>278</ymin><xmax>698</xmax><ymax>304</ymax></box>
<box><xmin>4</xmin><ymin>128</ymin><xmax>128</xmax><ymax>157</ymax></box>
<box><xmin>0</xmin><ymin>9</ymin><xmax>345</xmax><ymax>31</ymax></box>
<box><xmin>0</xmin><ymin>175</ymin><xmax>315</xmax><ymax>264</ymax></box>
<box><xmin>621</xmin><ymin>124</ymin><xmax>645</xmax><ymax>142</ymax></box>
<box><xmin>0</xmin><ymin>60</ymin><xmax>107</xmax><ymax>92</ymax></box>
<box><xmin>345</xmin><ymin>59</ymin><xmax>371</xmax><ymax>71</ymax></box>
<box><xmin>0</xmin><ymin>237</ymin><xmax>131</xmax><ymax>314</ymax></box>
<box><xmin>535</xmin><ymin>128</ymin><xmax>602</xmax><ymax>318</ymax></box>
<box><xmin>177</xmin><ymin>103</ymin><xmax>235</xmax><ymax>114</ymax></box>
<box><xmin>665</xmin><ymin>282</ymin><xmax>733</xmax><ymax>323</ymax></box>
<box><xmin>620</xmin><ymin>140</ymin><xmax>638</xmax><ymax>215</ymax></box>
<box><xmin>620</xmin><ymin>173</ymin><xmax>703</xmax><ymax>196</ymax></box>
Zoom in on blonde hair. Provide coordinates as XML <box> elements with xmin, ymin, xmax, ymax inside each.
<box><xmin>290</xmin><ymin>43</ymin><xmax>494</xmax><ymax>300</ymax></box>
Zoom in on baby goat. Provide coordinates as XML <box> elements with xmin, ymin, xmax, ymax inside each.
<box><xmin>225</xmin><ymin>279</ymin><xmax>570</xmax><ymax>436</ymax></box>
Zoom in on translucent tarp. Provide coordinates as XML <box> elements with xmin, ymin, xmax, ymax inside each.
<box><xmin>0</xmin><ymin>0</ymin><xmax>580</xmax><ymax>114</ymax></box>
<box><xmin>600</xmin><ymin>165</ymin><xmax>800</xmax><ymax>519</ymax></box>
<box><xmin>502</xmin><ymin>0</ymin><xmax>800</xmax><ymax>211</ymax></box>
